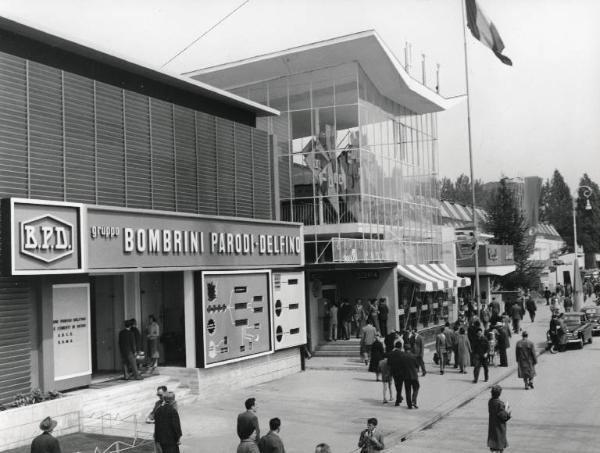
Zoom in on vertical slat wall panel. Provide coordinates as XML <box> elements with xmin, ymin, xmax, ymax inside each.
<box><xmin>253</xmin><ymin>129</ymin><xmax>272</xmax><ymax>219</ymax></box>
<box><xmin>216</xmin><ymin>118</ymin><xmax>236</xmax><ymax>217</ymax></box>
<box><xmin>0</xmin><ymin>53</ymin><xmax>27</xmax><ymax>197</ymax></box>
<box><xmin>196</xmin><ymin>112</ymin><xmax>218</xmax><ymax>215</ymax></box>
<box><xmin>95</xmin><ymin>82</ymin><xmax>125</xmax><ymax>206</ymax></box>
<box><xmin>272</xmin><ymin>115</ymin><xmax>291</xmax><ymax>200</ymax></box>
<box><xmin>0</xmin><ymin>278</ymin><xmax>32</xmax><ymax>405</ymax></box>
<box><xmin>28</xmin><ymin>62</ymin><xmax>64</xmax><ymax>200</ymax></box>
<box><xmin>235</xmin><ymin>125</ymin><xmax>254</xmax><ymax>218</ymax></box>
<box><xmin>64</xmin><ymin>73</ymin><xmax>96</xmax><ymax>204</ymax></box>
<box><xmin>174</xmin><ymin>106</ymin><xmax>197</xmax><ymax>213</ymax></box>
<box><xmin>124</xmin><ymin>91</ymin><xmax>152</xmax><ymax>209</ymax></box>
<box><xmin>151</xmin><ymin>99</ymin><xmax>176</xmax><ymax>211</ymax></box>
<box><xmin>0</xmin><ymin>50</ymin><xmax>275</xmax><ymax>217</ymax></box>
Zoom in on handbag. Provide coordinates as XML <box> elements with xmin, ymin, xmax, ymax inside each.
<box><xmin>135</xmin><ymin>351</ymin><xmax>146</xmax><ymax>363</ymax></box>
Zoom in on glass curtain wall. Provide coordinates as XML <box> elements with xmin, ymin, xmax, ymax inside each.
<box><xmin>232</xmin><ymin>63</ymin><xmax>441</xmax><ymax>265</ymax></box>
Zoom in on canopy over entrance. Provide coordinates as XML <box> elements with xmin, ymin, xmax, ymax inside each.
<box><xmin>397</xmin><ymin>263</ymin><xmax>471</xmax><ymax>292</ymax></box>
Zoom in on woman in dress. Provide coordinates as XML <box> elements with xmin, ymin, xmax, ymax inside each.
<box><xmin>147</xmin><ymin>315</ymin><xmax>160</xmax><ymax>372</ymax></box>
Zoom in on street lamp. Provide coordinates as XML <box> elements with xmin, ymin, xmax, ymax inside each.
<box><xmin>572</xmin><ymin>185</ymin><xmax>593</xmax><ymax>311</ymax></box>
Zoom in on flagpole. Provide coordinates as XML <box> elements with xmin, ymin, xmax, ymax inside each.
<box><xmin>461</xmin><ymin>0</ymin><xmax>482</xmax><ymax>318</ymax></box>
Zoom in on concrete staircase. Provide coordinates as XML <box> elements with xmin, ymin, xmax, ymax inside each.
<box><xmin>312</xmin><ymin>338</ymin><xmax>361</xmax><ymax>357</ymax></box>
<box><xmin>70</xmin><ymin>372</ymin><xmax>196</xmax><ymax>439</ymax></box>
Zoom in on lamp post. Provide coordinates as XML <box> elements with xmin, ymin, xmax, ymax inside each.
<box><xmin>572</xmin><ymin>185</ymin><xmax>593</xmax><ymax>311</ymax></box>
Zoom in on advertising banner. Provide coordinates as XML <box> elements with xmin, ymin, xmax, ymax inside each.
<box><xmin>201</xmin><ymin>270</ymin><xmax>272</xmax><ymax>367</ymax></box>
<box><xmin>272</xmin><ymin>271</ymin><xmax>307</xmax><ymax>350</ymax></box>
<box><xmin>87</xmin><ymin>206</ymin><xmax>303</xmax><ymax>271</ymax></box>
<box><xmin>52</xmin><ymin>284</ymin><xmax>91</xmax><ymax>381</ymax></box>
<box><xmin>6</xmin><ymin>198</ymin><xmax>303</xmax><ymax>274</ymax></box>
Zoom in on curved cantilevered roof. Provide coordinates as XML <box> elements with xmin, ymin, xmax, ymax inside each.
<box><xmin>0</xmin><ymin>16</ymin><xmax>278</xmax><ymax>124</ymax></box>
<box><xmin>185</xmin><ymin>30</ymin><xmax>463</xmax><ymax>114</ymax></box>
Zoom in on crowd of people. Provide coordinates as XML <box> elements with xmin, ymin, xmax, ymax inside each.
<box><xmin>324</xmin><ymin>297</ymin><xmax>390</xmax><ymax>341</ymax></box>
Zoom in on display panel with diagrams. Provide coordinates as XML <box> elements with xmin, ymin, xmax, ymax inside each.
<box><xmin>272</xmin><ymin>271</ymin><xmax>307</xmax><ymax>350</ymax></box>
<box><xmin>201</xmin><ymin>270</ymin><xmax>272</xmax><ymax>367</ymax></box>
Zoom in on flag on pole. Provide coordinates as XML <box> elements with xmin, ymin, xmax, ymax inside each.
<box><xmin>465</xmin><ymin>0</ymin><xmax>512</xmax><ymax>66</ymax></box>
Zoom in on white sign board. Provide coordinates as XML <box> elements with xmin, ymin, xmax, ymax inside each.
<box><xmin>53</xmin><ymin>284</ymin><xmax>91</xmax><ymax>380</ymax></box>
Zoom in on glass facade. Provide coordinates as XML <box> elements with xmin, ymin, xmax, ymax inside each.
<box><xmin>233</xmin><ymin>63</ymin><xmax>441</xmax><ymax>265</ymax></box>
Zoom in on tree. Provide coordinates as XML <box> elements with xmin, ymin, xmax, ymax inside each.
<box><xmin>440</xmin><ymin>177</ymin><xmax>455</xmax><ymax>201</ymax></box>
<box><xmin>576</xmin><ymin>174</ymin><xmax>600</xmax><ymax>265</ymax></box>
<box><xmin>485</xmin><ymin>178</ymin><xmax>538</xmax><ymax>289</ymax></box>
<box><xmin>538</xmin><ymin>178</ymin><xmax>550</xmax><ymax>222</ymax></box>
<box><xmin>438</xmin><ymin>174</ymin><xmax>488</xmax><ymax>208</ymax></box>
<box><xmin>540</xmin><ymin>170</ymin><xmax>573</xmax><ymax>250</ymax></box>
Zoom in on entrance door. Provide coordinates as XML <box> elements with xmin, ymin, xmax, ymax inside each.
<box><xmin>91</xmin><ymin>275</ymin><xmax>124</xmax><ymax>372</ymax></box>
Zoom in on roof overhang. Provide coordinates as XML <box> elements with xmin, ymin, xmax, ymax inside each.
<box><xmin>0</xmin><ymin>16</ymin><xmax>278</xmax><ymax>122</ymax></box>
<box><xmin>185</xmin><ymin>30</ymin><xmax>463</xmax><ymax>114</ymax></box>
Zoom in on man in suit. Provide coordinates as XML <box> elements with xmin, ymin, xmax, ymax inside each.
<box><xmin>118</xmin><ymin>319</ymin><xmax>141</xmax><ymax>380</ymax></box>
<box><xmin>387</xmin><ymin>341</ymin><xmax>404</xmax><ymax>406</ymax></box>
<box><xmin>154</xmin><ymin>392</ymin><xmax>182</xmax><ymax>453</ymax></box>
<box><xmin>401</xmin><ymin>344</ymin><xmax>421</xmax><ymax>409</ymax></box>
<box><xmin>357</xmin><ymin>417</ymin><xmax>385</xmax><ymax>452</ymax></box>
<box><xmin>410</xmin><ymin>329</ymin><xmax>426</xmax><ymax>376</ymax></box>
<box><xmin>31</xmin><ymin>417</ymin><xmax>61</xmax><ymax>453</ymax></box>
<box><xmin>258</xmin><ymin>417</ymin><xmax>286</xmax><ymax>453</ymax></box>
<box><xmin>237</xmin><ymin>397</ymin><xmax>261</xmax><ymax>446</ymax></box>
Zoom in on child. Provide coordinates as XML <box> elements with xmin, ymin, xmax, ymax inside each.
<box><xmin>378</xmin><ymin>357</ymin><xmax>393</xmax><ymax>404</ymax></box>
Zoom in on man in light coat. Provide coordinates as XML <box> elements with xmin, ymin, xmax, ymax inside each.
<box><xmin>515</xmin><ymin>331</ymin><xmax>537</xmax><ymax>390</ymax></box>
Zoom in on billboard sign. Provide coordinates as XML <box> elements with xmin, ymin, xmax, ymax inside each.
<box><xmin>201</xmin><ymin>270</ymin><xmax>272</xmax><ymax>367</ymax></box>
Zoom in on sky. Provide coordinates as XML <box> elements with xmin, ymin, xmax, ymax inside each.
<box><xmin>1</xmin><ymin>0</ymin><xmax>599</xmax><ymax>193</ymax></box>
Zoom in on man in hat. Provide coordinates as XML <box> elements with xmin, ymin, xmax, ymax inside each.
<box><xmin>31</xmin><ymin>416</ymin><xmax>61</xmax><ymax>453</ymax></box>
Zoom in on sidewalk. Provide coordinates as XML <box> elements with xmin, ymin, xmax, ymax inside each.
<box><xmin>177</xmin><ymin>303</ymin><xmax>551</xmax><ymax>453</ymax></box>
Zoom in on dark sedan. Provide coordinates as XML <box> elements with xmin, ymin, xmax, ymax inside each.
<box><xmin>547</xmin><ymin>312</ymin><xmax>593</xmax><ymax>351</ymax></box>
<box><xmin>582</xmin><ymin>306</ymin><xmax>600</xmax><ymax>335</ymax></box>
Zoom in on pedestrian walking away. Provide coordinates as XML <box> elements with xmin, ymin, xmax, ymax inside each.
<box><xmin>31</xmin><ymin>417</ymin><xmax>61</xmax><ymax>453</ymax></box>
<box><xmin>410</xmin><ymin>329</ymin><xmax>426</xmax><ymax>376</ymax></box>
<box><xmin>435</xmin><ymin>327</ymin><xmax>448</xmax><ymax>375</ymax></box>
<box><xmin>358</xmin><ymin>417</ymin><xmax>385</xmax><ymax>452</ymax></box>
<box><xmin>387</xmin><ymin>341</ymin><xmax>405</xmax><ymax>406</ymax></box>
<box><xmin>515</xmin><ymin>331</ymin><xmax>537</xmax><ymax>390</ymax></box>
<box><xmin>472</xmin><ymin>328</ymin><xmax>490</xmax><ymax>383</ymax></box>
<box><xmin>258</xmin><ymin>417</ymin><xmax>286</xmax><ymax>453</ymax></box>
<box><xmin>360</xmin><ymin>320</ymin><xmax>377</xmax><ymax>365</ymax></box>
<box><xmin>510</xmin><ymin>303</ymin><xmax>522</xmax><ymax>334</ymax></box>
<box><xmin>487</xmin><ymin>385</ymin><xmax>511</xmax><ymax>453</ymax></box>
<box><xmin>525</xmin><ymin>293</ymin><xmax>537</xmax><ymax>322</ymax></box>
<box><xmin>377</xmin><ymin>298</ymin><xmax>389</xmax><ymax>337</ymax></box>
<box><xmin>154</xmin><ymin>392</ymin><xmax>182</xmax><ymax>453</ymax></box>
<box><xmin>237</xmin><ymin>397</ymin><xmax>261</xmax><ymax>450</ymax></box>
<box><xmin>402</xmin><ymin>343</ymin><xmax>421</xmax><ymax>409</ymax></box>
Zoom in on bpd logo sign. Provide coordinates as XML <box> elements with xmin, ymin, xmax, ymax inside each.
<box><xmin>20</xmin><ymin>215</ymin><xmax>73</xmax><ymax>263</ymax></box>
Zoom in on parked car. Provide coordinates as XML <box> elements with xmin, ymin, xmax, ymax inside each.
<box><xmin>582</xmin><ymin>306</ymin><xmax>600</xmax><ymax>336</ymax></box>
<box><xmin>547</xmin><ymin>312</ymin><xmax>593</xmax><ymax>350</ymax></box>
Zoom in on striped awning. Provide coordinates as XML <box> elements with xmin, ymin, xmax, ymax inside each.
<box><xmin>397</xmin><ymin>263</ymin><xmax>471</xmax><ymax>292</ymax></box>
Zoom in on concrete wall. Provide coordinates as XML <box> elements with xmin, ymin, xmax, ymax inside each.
<box><xmin>160</xmin><ymin>348</ymin><xmax>301</xmax><ymax>397</ymax></box>
<box><xmin>0</xmin><ymin>396</ymin><xmax>82</xmax><ymax>451</ymax></box>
